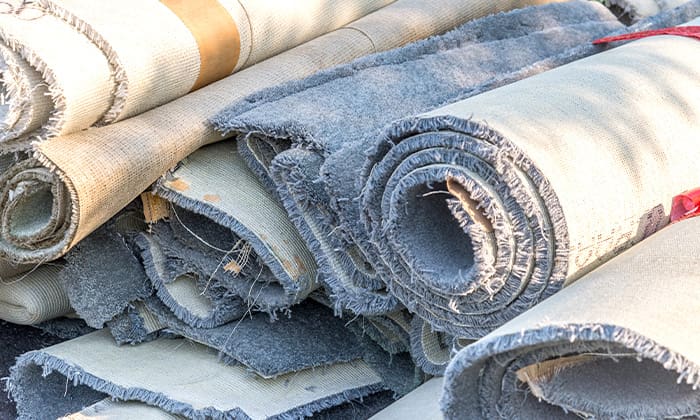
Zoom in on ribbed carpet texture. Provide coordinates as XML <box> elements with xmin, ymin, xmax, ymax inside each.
<box><xmin>0</xmin><ymin>0</ymin><xmax>699</xmax><ymax>418</ymax></box>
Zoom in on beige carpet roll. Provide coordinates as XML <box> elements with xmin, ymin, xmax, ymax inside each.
<box><xmin>0</xmin><ymin>0</ymin><xmax>393</xmax><ymax>144</ymax></box>
<box><xmin>0</xmin><ymin>263</ymin><xmax>71</xmax><ymax>324</ymax></box>
<box><xmin>0</xmin><ymin>0</ymin><xmax>563</xmax><ymax>264</ymax></box>
<box><xmin>443</xmin><ymin>216</ymin><xmax>700</xmax><ymax>419</ymax></box>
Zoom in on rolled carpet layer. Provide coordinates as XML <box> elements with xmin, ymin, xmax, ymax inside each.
<box><xmin>346</xmin><ymin>308</ymin><xmax>462</xmax><ymax>375</ymax></box>
<box><xmin>442</xmin><ymin>217</ymin><xmax>700</xmax><ymax>419</ymax></box>
<box><xmin>0</xmin><ymin>264</ymin><xmax>71</xmax><ymax>325</ymax></box>
<box><xmin>0</xmin><ymin>0</ymin><xmax>392</xmax><ymax>143</ymax></box>
<box><xmin>136</xmin><ymin>218</ymin><xmax>258</xmax><ymax>328</ymax></box>
<box><xmin>9</xmin><ymin>330</ymin><xmax>389</xmax><ymax>419</ymax></box>
<box><xmin>360</xmin><ymin>17</ymin><xmax>700</xmax><ymax>337</ymax></box>
<box><xmin>0</xmin><ymin>0</ymin><xmax>561</xmax><ymax>265</ymax></box>
<box><xmin>152</xmin><ymin>141</ymin><xmax>318</xmax><ymax>320</ymax></box>
<box><xmin>145</xmin><ymin>299</ymin><xmax>368</xmax><ymax>378</ymax></box>
<box><xmin>213</xmin><ymin>0</ymin><xmax>630</xmax><ymax>315</ymax></box>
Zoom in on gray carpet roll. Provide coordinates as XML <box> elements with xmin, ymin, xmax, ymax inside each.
<box><xmin>359</xmin><ymin>14</ymin><xmax>700</xmax><ymax>337</ymax></box>
<box><xmin>442</xmin><ymin>217</ymin><xmax>700</xmax><ymax>419</ymax></box>
<box><xmin>213</xmin><ymin>0</ymin><xmax>629</xmax><ymax>318</ymax></box>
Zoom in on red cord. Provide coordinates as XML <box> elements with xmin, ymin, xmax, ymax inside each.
<box><xmin>671</xmin><ymin>188</ymin><xmax>700</xmax><ymax>223</ymax></box>
<box><xmin>592</xmin><ymin>26</ymin><xmax>700</xmax><ymax>44</ymax></box>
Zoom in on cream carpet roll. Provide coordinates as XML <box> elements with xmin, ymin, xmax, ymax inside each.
<box><xmin>361</xmin><ymin>18</ymin><xmax>700</xmax><ymax>337</ymax></box>
<box><xmin>443</xmin><ymin>217</ymin><xmax>700</xmax><ymax>419</ymax></box>
<box><xmin>0</xmin><ymin>0</ymin><xmax>392</xmax><ymax>143</ymax></box>
<box><xmin>0</xmin><ymin>263</ymin><xmax>71</xmax><ymax>325</ymax></box>
<box><xmin>0</xmin><ymin>0</ymin><xmax>551</xmax><ymax>264</ymax></box>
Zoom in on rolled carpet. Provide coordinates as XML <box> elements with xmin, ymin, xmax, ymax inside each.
<box><xmin>8</xmin><ymin>330</ymin><xmax>391</xmax><ymax>419</ymax></box>
<box><xmin>0</xmin><ymin>263</ymin><xmax>71</xmax><ymax>325</ymax></box>
<box><xmin>359</xmin><ymin>16</ymin><xmax>700</xmax><ymax>338</ymax></box>
<box><xmin>0</xmin><ymin>0</ymin><xmax>553</xmax><ymax>265</ymax></box>
<box><xmin>136</xmin><ymin>218</ymin><xmax>255</xmax><ymax>328</ymax></box>
<box><xmin>213</xmin><ymin>0</ymin><xmax>631</xmax><ymax>315</ymax></box>
<box><xmin>0</xmin><ymin>0</ymin><xmax>392</xmax><ymax>144</ymax></box>
<box><xmin>151</xmin><ymin>141</ymin><xmax>318</xmax><ymax>320</ymax></box>
<box><xmin>442</xmin><ymin>217</ymin><xmax>700</xmax><ymax>419</ymax></box>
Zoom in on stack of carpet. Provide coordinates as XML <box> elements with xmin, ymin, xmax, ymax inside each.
<box><xmin>0</xmin><ymin>0</ymin><xmax>699</xmax><ymax>418</ymax></box>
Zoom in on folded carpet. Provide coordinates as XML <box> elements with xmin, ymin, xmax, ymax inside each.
<box><xmin>0</xmin><ymin>0</ymin><xmax>550</xmax><ymax>266</ymax></box>
<box><xmin>53</xmin><ymin>206</ymin><xmax>424</xmax><ymax>389</ymax></box>
<box><xmin>0</xmin><ymin>320</ymin><xmax>68</xmax><ymax>419</ymax></box>
<box><xmin>149</xmin><ymin>142</ymin><xmax>318</xmax><ymax>322</ymax></box>
<box><xmin>57</xmin><ymin>209</ymin><xmax>152</xmax><ymax>332</ymax></box>
<box><xmin>0</xmin><ymin>0</ymin><xmax>392</xmax><ymax>145</ymax></box>
<box><xmin>62</xmin><ymin>392</ymin><xmax>398</xmax><ymax>420</ymax></box>
<box><xmin>212</xmin><ymin>0</ymin><xmax>638</xmax><ymax>317</ymax></box>
<box><xmin>442</xmin><ymin>216</ymin><xmax>700</xmax><ymax>419</ymax></box>
<box><xmin>144</xmin><ymin>297</ymin><xmax>392</xmax><ymax>379</ymax></box>
<box><xmin>9</xmin><ymin>329</ymin><xmax>396</xmax><ymax>419</ymax></box>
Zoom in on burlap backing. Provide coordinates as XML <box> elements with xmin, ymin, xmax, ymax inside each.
<box><xmin>0</xmin><ymin>0</ymin><xmax>561</xmax><ymax>263</ymax></box>
<box><xmin>0</xmin><ymin>0</ymin><xmax>393</xmax><ymax>142</ymax></box>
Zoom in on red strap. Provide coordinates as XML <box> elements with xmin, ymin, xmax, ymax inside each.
<box><xmin>671</xmin><ymin>188</ymin><xmax>700</xmax><ymax>223</ymax></box>
<box><xmin>592</xmin><ymin>26</ymin><xmax>700</xmax><ymax>44</ymax></box>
